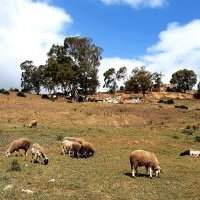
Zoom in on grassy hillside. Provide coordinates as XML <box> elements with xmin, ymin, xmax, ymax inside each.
<box><xmin>0</xmin><ymin>92</ymin><xmax>200</xmax><ymax>200</ymax></box>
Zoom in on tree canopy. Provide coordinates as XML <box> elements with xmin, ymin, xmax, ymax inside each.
<box><xmin>170</xmin><ymin>69</ymin><xmax>197</xmax><ymax>92</ymax></box>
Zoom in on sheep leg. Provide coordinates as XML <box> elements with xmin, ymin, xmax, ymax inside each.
<box><xmin>148</xmin><ymin>167</ymin><xmax>153</xmax><ymax>178</ymax></box>
<box><xmin>24</xmin><ymin>149</ymin><xmax>28</xmax><ymax>156</ymax></box>
<box><xmin>131</xmin><ymin>168</ymin><xmax>136</xmax><ymax>177</ymax></box>
<box><xmin>135</xmin><ymin>167</ymin><xmax>138</xmax><ymax>175</ymax></box>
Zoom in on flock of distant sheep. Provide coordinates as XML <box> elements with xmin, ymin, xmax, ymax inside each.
<box><xmin>4</xmin><ymin>120</ymin><xmax>200</xmax><ymax>179</ymax></box>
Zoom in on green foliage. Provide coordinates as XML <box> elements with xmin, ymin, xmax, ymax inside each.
<box><xmin>103</xmin><ymin>66</ymin><xmax>127</xmax><ymax>93</ymax></box>
<box><xmin>194</xmin><ymin>82</ymin><xmax>200</xmax><ymax>99</ymax></box>
<box><xmin>158</xmin><ymin>98</ymin><xmax>174</xmax><ymax>104</ymax></box>
<box><xmin>125</xmin><ymin>67</ymin><xmax>152</xmax><ymax>96</ymax></box>
<box><xmin>56</xmin><ymin>135</ymin><xmax>64</xmax><ymax>141</ymax></box>
<box><xmin>195</xmin><ymin>136</ymin><xmax>200</xmax><ymax>142</ymax></box>
<box><xmin>43</xmin><ymin>37</ymin><xmax>102</xmax><ymax>99</ymax></box>
<box><xmin>20</xmin><ymin>61</ymin><xmax>43</xmax><ymax>94</ymax></box>
<box><xmin>7</xmin><ymin>159</ymin><xmax>21</xmax><ymax>172</ymax></box>
<box><xmin>170</xmin><ymin>69</ymin><xmax>197</xmax><ymax>92</ymax></box>
<box><xmin>0</xmin><ymin>89</ymin><xmax>10</xmax><ymax>95</ymax></box>
<box><xmin>151</xmin><ymin>72</ymin><xmax>163</xmax><ymax>91</ymax></box>
<box><xmin>16</xmin><ymin>92</ymin><xmax>26</xmax><ymax>97</ymax></box>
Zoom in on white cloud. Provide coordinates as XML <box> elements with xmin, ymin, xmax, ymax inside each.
<box><xmin>100</xmin><ymin>20</ymin><xmax>200</xmax><ymax>90</ymax></box>
<box><xmin>100</xmin><ymin>0</ymin><xmax>167</xmax><ymax>8</ymax></box>
<box><xmin>0</xmin><ymin>0</ymin><xmax>72</xmax><ymax>89</ymax></box>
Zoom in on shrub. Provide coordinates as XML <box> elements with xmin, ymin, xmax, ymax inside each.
<box><xmin>7</xmin><ymin>159</ymin><xmax>21</xmax><ymax>172</ymax></box>
<box><xmin>194</xmin><ymin>93</ymin><xmax>200</xmax><ymax>99</ymax></box>
<box><xmin>9</xmin><ymin>88</ymin><xmax>19</xmax><ymax>92</ymax></box>
<box><xmin>56</xmin><ymin>135</ymin><xmax>64</xmax><ymax>141</ymax></box>
<box><xmin>182</xmin><ymin>128</ymin><xmax>194</xmax><ymax>135</ymax></box>
<box><xmin>41</xmin><ymin>94</ymin><xmax>50</xmax><ymax>99</ymax></box>
<box><xmin>16</xmin><ymin>92</ymin><xmax>26</xmax><ymax>97</ymax></box>
<box><xmin>0</xmin><ymin>89</ymin><xmax>10</xmax><ymax>95</ymax></box>
<box><xmin>158</xmin><ymin>98</ymin><xmax>174</xmax><ymax>104</ymax></box>
<box><xmin>195</xmin><ymin>136</ymin><xmax>200</xmax><ymax>142</ymax></box>
<box><xmin>175</xmin><ymin>105</ymin><xmax>188</xmax><ymax>109</ymax></box>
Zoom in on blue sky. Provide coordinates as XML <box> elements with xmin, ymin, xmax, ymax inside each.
<box><xmin>0</xmin><ymin>0</ymin><xmax>200</xmax><ymax>89</ymax></box>
<box><xmin>51</xmin><ymin>0</ymin><xmax>200</xmax><ymax>58</ymax></box>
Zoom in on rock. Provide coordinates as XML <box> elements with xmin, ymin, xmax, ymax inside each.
<box><xmin>22</xmin><ymin>189</ymin><xmax>34</xmax><ymax>194</ymax></box>
<box><xmin>48</xmin><ymin>178</ymin><xmax>56</xmax><ymax>183</ymax></box>
<box><xmin>3</xmin><ymin>184</ymin><xmax>13</xmax><ymax>191</ymax></box>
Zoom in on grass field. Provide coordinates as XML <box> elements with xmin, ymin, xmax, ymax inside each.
<box><xmin>0</xmin><ymin>92</ymin><xmax>200</xmax><ymax>200</ymax></box>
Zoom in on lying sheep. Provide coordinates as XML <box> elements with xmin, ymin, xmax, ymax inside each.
<box><xmin>28</xmin><ymin>120</ymin><xmax>37</xmax><ymax>128</ymax></box>
<box><xmin>5</xmin><ymin>138</ymin><xmax>31</xmax><ymax>157</ymax></box>
<box><xmin>129</xmin><ymin>150</ymin><xmax>161</xmax><ymax>178</ymax></box>
<box><xmin>31</xmin><ymin>143</ymin><xmax>48</xmax><ymax>165</ymax></box>
<box><xmin>180</xmin><ymin>149</ymin><xmax>200</xmax><ymax>157</ymax></box>
<box><xmin>79</xmin><ymin>141</ymin><xmax>95</xmax><ymax>158</ymax></box>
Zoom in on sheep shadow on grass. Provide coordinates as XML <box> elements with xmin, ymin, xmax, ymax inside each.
<box><xmin>124</xmin><ymin>172</ymin><xmax>150</xmax><ymax>178</ymax></box>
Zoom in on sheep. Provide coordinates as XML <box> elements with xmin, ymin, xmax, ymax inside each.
<box><xmin>28</xmin><ymin>120</ymin><xmax>37</xmax><ymax>128</ymax></box>
<box><xmin>63</xmin><ymin>137</ymin><xmax>85</xmax><ymax>145</ymax></box>
<box><xmin>79</xmin><ymin>141</ymin><xmax>95</xmax><ymax>158</ymax></box>
<box><xmin>61</xmin><ymin>140</ymin><xmax>81</xmax><ymax>158</ymax></box>
<box><xmin>5</xmin><ymin>138</ymin><xmax>31</xmax><ymax>157</ymax></box>
<box><xmin>31</xmin><ymin>143</ymin><xmax>48</xmax><ymax>165</ymax></box>
<box><xmin>129</xmin><ymin>150</ymin><xmax>161</xmax><ymax>178</ymax></box>
<box><xmin>180</xmin><ymin>149</ymin><xmax>200</xmax><ymax>157</ymax></box>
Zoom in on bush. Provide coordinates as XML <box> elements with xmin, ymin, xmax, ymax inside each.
<box><xmin>56</xmin><ymin>135</ymin><xmax>64</xmax><ymax>141</ymax></box>
<box><xmin>158</xmin><ymin>98</ymin><xmax>174</xmax><ymax>104</ymax></box>
<box><xmin>182</xmin><ymin>128</ymin><xmax>194</xmax><ymax>135</ymax></box>
<box><xmin>0</xmin><ymin>89</ymin><xmax>10</xmax><ymax>95</ymax></box>
<box><xmin>175</xmin><ymin>105</ymin><xmax>188</xmax><ymax>109</ymax></box>
<box><xmin>41</xmin><ymin>94</ymin><xmax>50</xmax><ymax>99</ymax></box>
<box><xmin>16</xmin><ymin>92</ymin><xmax>26</xmax><ymax>97</ymax></box>
<box><xmin>195</xmin><ymin>136</ymin><xmax>200</xmax><ymax>142</ymax></box>
<box><xmin>194</xmin><ymin>93</ymin><xmax>200</xmax><ymax>99</ymax></box>
<box><xmin>9</xmin><ymin>88</ymin><xmax>19</xmax><ymax>92</ymax></box>
<box><xmin>7</xmin><ymin>159</ymin><xmax>21</xmax><ymax>172</ymax></box>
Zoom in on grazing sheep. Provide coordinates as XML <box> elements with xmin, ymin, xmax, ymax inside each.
<box><xmin>180</xmin><ymin>149</ymin><xmax>200</xmax><ymax>157</ymax></box>
<box><xmin>79</xmin><ymin>141</ymin><xmax>95</xmax><ymax>158</ymax></box>
<box><xmin>63</xmin><ymin>137</ymin><xmax>85</xmax><ymax>144</ymax></box>
<box><xmin>61</xmin><ymin>140</ymin><xmax>74</xmax><ymax>155</ymax></box>
<box><xmin>5</xmin><ymin>138</ymin><xmax>31</xmax><ymax>157</ymax></box>
<box><xmin>28</xmin><ymin>120</ymin><xmax>37</xmax><ymax>128</ymax></box>
<box><xmin>61</xmin><ymin>140</ymin><xmax>81</xmax><ymax>158</ymax></box>
<box><xmin>129</xmin><ymin>150</ymin><xmax>161</xmax><ymax>178</ymax></box>
<box><xmin>31</xmin><ymin>143</ymin><xmax>48</xmax><ymax>165</ymax></box>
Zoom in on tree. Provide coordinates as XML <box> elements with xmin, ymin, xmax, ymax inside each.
<box><xmin>20</xmin><ymin>61</ymin><xmax>42</xmax><ymax>94</ymax></box>
<box><xmin>103</xmin><ymin>68</ymin><xmax>117</xmax><ymax>93</ymax></box>
<box><xmin>198</xmin><ymin>82</ymin><xmax>200</xmax><ymax>93</ymax></box>
<box><xmin>170</xmin><ymin>69</ymin><xmax>197</xmax><ymax>92</ymax></box>
<box><xmin>125</xmin><ymin>67</ymin><xmax>152</xmax><ymax>96</ymax></box>
<box><xmin>151</xmin><ymin>72</ymin><xmax>162</xmax><ymax>91</ymax></box>
<box><xmin>103</xmin><ymin>66</ymin><xmax>127</xmax><ymax>93</ymax></box>
<box><xmin>64</xmin><ymin>37</ymin><xmax>102</xmax><ymax>97</ymax></box>
<box><xmin>44</xmin><ymin>37</ymin><xmax>102</xmax><ymax>99</ymax></box>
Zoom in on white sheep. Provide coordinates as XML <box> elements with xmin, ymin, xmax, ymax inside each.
<box><xmin>180</xmin><ymin>149</ymin><xmax>200</xmax><ymax>157</ymax></box>
<box><xmin>31</xmin><ymin>143</ymin><xmax>48</xmax><ymax>165</ymax></box>
<box><xmin>129</xmin><ymin>150</ymin><xmax>161</xmax><ymax>178</ymax></box>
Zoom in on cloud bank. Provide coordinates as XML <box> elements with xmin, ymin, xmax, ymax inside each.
<box><xmin>100</xmin><ymin>19</ymin><xmax>200</xmax><ymax>90</ymax></box>
<box><xmin>100</xmin><ymin>0</ymin><xmax>167</xmax><ymax>8</ymax></box>
<box><xmin>0</xmin><ymin>0</ymin><xmax>72</xmax><ymax>88</ymax></box>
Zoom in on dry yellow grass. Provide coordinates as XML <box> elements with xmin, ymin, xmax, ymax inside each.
<box><xmin>0</xmin><ymin>92</ymin><xmax>200</xmax><ymax>200</ymax></box>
